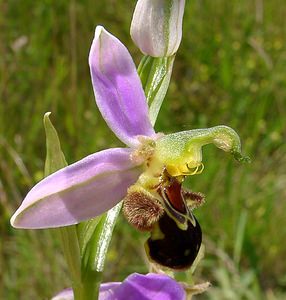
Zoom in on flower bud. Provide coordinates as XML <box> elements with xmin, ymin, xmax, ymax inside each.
<box><xmin>130</xmin><ymin>0</ymin><xmax>185</xmax><ymax>57</ymax></box>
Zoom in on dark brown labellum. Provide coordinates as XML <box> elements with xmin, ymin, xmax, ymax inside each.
<box><xmin>146</xmin><ymin>213</ymin><xmax>202</xmax><ymax>270</ymax></box>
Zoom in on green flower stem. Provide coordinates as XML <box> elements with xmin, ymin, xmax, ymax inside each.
<box><xmin>43</xmin><ymin>113</ymin><xmax>82</xmax><ymax>299</ymax></box>
<box><xmin>59</xmin><ymin>227</ymin><xmax>83</xmax><ymax>300</ymax></box>
<box><xmin>81</xmin><ymin>270</ymin><xmax>102</xmax><ymax>300</ymax></box>
<box><xmin>138</xmin><ymin>55</ymin><xmax>175</xmax><ymax>126</ymax></box>
<box><xmin>79</xmin><ymin>203</ymin><xmax>122</xmax><ymax>300</ymax></box>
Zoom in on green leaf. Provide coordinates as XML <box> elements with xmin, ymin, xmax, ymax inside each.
<box><xmin>77</xmin><ymin>217</ymin><xmax>101</xmax><ymax>255</ymax></box>
<box><xmin>82</xmin><ymin>203</ymin><xmax>122</xmax><ymax>273</ymax></box>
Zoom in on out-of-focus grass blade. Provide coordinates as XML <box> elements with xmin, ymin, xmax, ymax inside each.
<box><xmin>234</xmin><ymin>209</ymin><xmax>248</xmax><ymax>267</ymax></box>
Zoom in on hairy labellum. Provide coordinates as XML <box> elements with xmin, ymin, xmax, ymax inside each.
<box><xmin>183</xmin><ymin>190</ymin><xmax>205</xmax><ymax>209</ymax></box>
<box><xmin>123</xmin><ymin>186</ymin><xmax>164</xmax><ymax>231</ymax></box>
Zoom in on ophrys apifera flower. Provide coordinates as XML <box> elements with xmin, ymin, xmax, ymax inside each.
<box><xmin>11</xmin><ymin>26</ymin><xmax>248</xmax><ymax>268</ymax></box>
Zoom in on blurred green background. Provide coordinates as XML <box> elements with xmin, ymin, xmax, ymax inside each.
<box><xmin>1</xmin><ymin>0</ymin><xmax>286</xmax><ymax>299</ymax></box>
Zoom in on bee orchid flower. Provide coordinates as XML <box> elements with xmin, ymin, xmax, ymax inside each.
<box><xmin>11</xmin><ymin>26</ymin><xmax>247</xmax><ymax>232</ymax></box>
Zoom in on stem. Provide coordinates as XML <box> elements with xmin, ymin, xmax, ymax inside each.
<box><xmin>81</xmin><ymin>270</ymin><xmax>102</xmax><ymax>300</ymax></box>
<box><xmin>138</xmin><ymin>55</ymin><xmax>175</xmax><ymax>126</ymax></box>
<box><xmin>59</xmin><ymin>227</ymin><xmax>82</xmax><ymax>300</ymax></box>
<box><xmin>80</xmin><ymin>204</ymin><xmax>122</xmax><ymax>299</ymax></box>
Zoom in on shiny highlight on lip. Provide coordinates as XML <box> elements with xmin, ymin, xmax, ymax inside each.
<box><xmin>146</xmin><ymin>213</ymin><xmax>202</xmax><ymax>270</ymax></box>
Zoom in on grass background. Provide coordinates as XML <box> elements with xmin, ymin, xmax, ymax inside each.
<box><xmin>1</xmin><ymin>0</ymin><xmax>286</xmax><ymax>299</ymax></box>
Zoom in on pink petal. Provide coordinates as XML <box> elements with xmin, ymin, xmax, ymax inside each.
<box><xmin>89</xmin><ymin>26</ymin><xmax>155</xmax><ymax>147</ymax></box>
<box><xmin>52</xmin><ymin>273</ymin><xmax>185</xmax><ymax>300</ymax></box>
<box><xmin>52</xmin><ymin>288</ymin><xmax>73</xmax><ymax>300</ymax></box>
<box><xmin>107</xmin><ymin>273</ymin><xmax>186</xmax><ymax>300</ymax></box>
<box><xmin>11</xmin><ymin>148</ymin><xmax>141</xmax><ymax>229</ymax></box>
